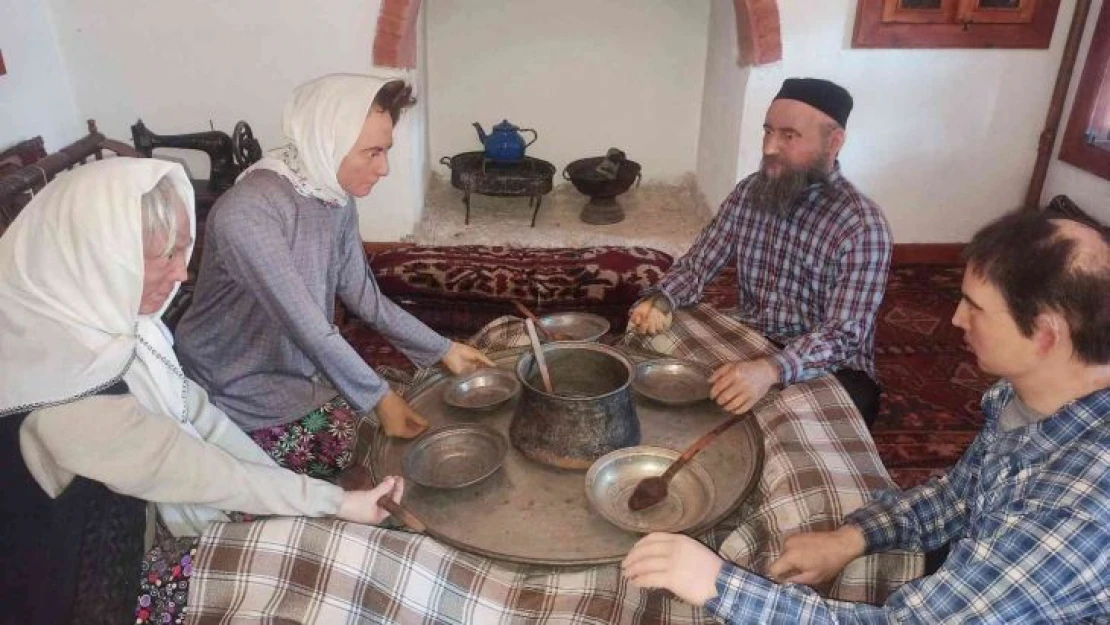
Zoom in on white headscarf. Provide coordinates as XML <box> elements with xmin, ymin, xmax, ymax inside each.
<box><xmin>240</xmin><ymin>71</ymin><xmax>408</xmax><ymax>205</ymax></box>
<box><xmin>0</xmin><ymin>157</ymin><xmax>199</xmax><ymax>440</ymax></box>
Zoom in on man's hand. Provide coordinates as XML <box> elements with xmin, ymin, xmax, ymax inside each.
<box><xmin>621</xmin><ymin>533</ymin><xmax>723</xmax><ymax>606</ymax></box>
<box><xmin>708</xmin><ymin>358</ymin><xmax>779</xmax><ymax>414</ymax></box>
<box><xmin>376</xmin><ymin>390</ymin><xmax>429</xmax><ymax>438</ymax></box>
<box><xmin>336</xmin><ymin>475</ymin><xmax>404</xmax><ymax>525</ymax></box>
<box><xmin>441</xmin><ymin>341</ymin><xmax>495</xmax><ymax>375</ymax></box>
<box><xmin>767</xmin><ymin>525</ymin><xmax>867</xmax><ymax>586</ymax></box>
<box><xmin>628</xmin><ymin>297</ymin><xmax>673</xmax><ymax>336</ymax></box>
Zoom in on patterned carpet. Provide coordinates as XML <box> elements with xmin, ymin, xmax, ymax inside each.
<box><xmin>870</xmin><ymin>265</ymin><xmax>994</xmax><ymax>489</ymax></box>
<box><xmin>345</xmin><ymin>263</ymin><xmax>993</xmax><ymax>491</ymax></box>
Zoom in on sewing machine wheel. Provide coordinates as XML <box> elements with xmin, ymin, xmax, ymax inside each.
<box><xmin>232</xmin><ymin>121</ymin><xmax>262</xmax><ymax>168</ymax></box>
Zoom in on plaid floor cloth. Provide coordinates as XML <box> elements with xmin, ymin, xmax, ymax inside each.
<box><xmin>187</xmin><ymin>305</ymin><xmax>922</xmax><ymax>624</ymax></box>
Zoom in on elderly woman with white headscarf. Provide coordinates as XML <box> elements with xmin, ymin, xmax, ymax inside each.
<box><xmin>175</xmin><ymin>74</ymin><xmax>492</xmax><ymax>478</ymax></box>
<box><xmin>0</xmin><ymin>158</ymin><xmax>404</xmax><ymax>625</ymax></box>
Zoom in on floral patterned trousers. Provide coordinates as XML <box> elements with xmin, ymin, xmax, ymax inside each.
<box><xmin>136</xmin><ymin>397</ymin><xmax>356</xmax><ymax>624</ymax></box>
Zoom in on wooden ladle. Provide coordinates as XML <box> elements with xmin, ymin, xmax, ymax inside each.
<box><xmin>336</xmin><ymin>466</ymin><xmax>427</xmax><ymax>533</ymax></box>
<box><xmin>627</xmin><ymin>415</ymin><xmax>748</xmax><ymax>512</ymax></box>
<box><xmin>512</xmin><ymin>299</ymin><xmax>571</xmax><ymax>341</ymax></box>
<box><xmin>524</xmin><ymin>318</ymin><xmax>555</xmax><ymax>393</ymax></box>
<box><xmin>377</xmin><ymin>496</ymin><xmax>426</xmax><ymax>533</ymax></box>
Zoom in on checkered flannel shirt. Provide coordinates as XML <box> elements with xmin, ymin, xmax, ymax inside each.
<box><xmin>705</xmin><ymin>381</ymin><xmax>1110</xmax><ymax>623</ymax></box>
<box><xmin>652</xmin><ymin>166</ymin><xmax>891</xmax><ymax>384</ymax></box>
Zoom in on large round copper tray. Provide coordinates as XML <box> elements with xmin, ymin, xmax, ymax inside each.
<box><xmin>369</xmin><ymin>346</ymin><xmax>763</xmax><ymax>566</ymax></box>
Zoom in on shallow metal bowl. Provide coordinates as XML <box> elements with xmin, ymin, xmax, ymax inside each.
<box><xmin>443</xmin><ymin>368</ymin><xmax>521</xmax><ymax>411</ymax></box>
<box><xmin>584</xmin><ymin>446</ymin><xmax>716</xmax><ymax>534</ymax></box>
<box><xmin>537</xmin><ymin>312</ymin><xmax>610</xmax><ymax>342</ymax></box>
<box><xmin>633</xmin><ymin>358</ymin><xmax>713</xmax><ymax>406</ymax></box>
<box><xmin>402</xmin><ymin>424</ymin><xmax>508</xmax><ymax>489</ymax></box>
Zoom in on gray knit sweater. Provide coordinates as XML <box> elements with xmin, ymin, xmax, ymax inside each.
<box><xmin>176</xmin><ymin>170</ymin><xmax>450</xmax><ymax>431</ymax></box>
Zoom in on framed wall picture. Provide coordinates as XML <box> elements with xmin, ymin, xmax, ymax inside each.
<box><xmin>1059</xmin><ymin>0</ymin><xmax>1110</xmax><ymax>180</ymax></box>
<box><xmin>853</xmin><ymin>0</ymin><xmax>1061</xmax><ymax>48</ymax></box>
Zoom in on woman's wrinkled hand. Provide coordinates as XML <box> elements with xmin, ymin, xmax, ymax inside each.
<box><xmin>441</xmin><ymin>341</ymin><xmax>495</xmax><ymax>375</ymax></box>
<box><xmin>337</xmin><ymin>475</ymin><xmax>404</xmax><ymax>525</ymax></box>
<box><xmin>376</xmin><ymin>390</ymin><xmax>429</xmax><ymax>438</ymax></box>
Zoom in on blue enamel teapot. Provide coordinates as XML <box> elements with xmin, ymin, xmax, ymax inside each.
<box><xmin>473</xmin><ymin>120</ymin><xmax>538</xmax><ymax>163</ymax></box>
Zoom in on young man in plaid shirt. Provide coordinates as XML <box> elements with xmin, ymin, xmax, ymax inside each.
<box><xmin>629</xmin><ymin>78</ymin><xmax>892</xmax><ymax>427</ymax></box>
<box><xmin>623</xmin><ymin>209</ymin><xmax>1110</xmax><ymax>623</ymax></box>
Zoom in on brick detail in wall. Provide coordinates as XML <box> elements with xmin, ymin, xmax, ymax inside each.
<box><xmin>371</xmin><ymin>0</ymin><xmax>781</xmax><ymax>70</ymax></box>
<box><xmin>734</xmin><ymin>0</ymin><xmax>782</xmax><ymax>66</ymax></box>
<box><xmin>373</xmin><ymin>0</ymin><xmax>421</xmax><ymax>69</ymax></box>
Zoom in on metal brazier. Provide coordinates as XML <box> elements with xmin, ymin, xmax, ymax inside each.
<box><xmin>511</xmin><ymin>342</ymin><xmax>640</xmax><ymax>469</ymax></box>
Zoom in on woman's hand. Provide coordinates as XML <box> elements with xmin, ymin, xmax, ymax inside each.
<box><xmin>336</xmin><ymin>475</ymin><xmax>404</xmax><ymax>525</ymax></box>
<box><xmin>376</xmin><ymin>390</ymin><xmax>429</xmax><ymax>438</ymax></box>
<box><xmin>622</xmin><ymin>533</ymin><xmax>723</xmax><ymax>606</ymax></box>
<box><xmin>441</xmin><ymin>341</ymin><xmax>494</xmax><ymax>375</ymax></box>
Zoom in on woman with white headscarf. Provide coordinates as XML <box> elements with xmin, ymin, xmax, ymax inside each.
<box><xmin>0</xmin><ymin>158</ymin><xmax>404</xmax><ymax>625</ymax></box>
<box><xmin>176</xmin><ymin>74</ymin><xmax>492</xmax><ymax>478</ymax></box>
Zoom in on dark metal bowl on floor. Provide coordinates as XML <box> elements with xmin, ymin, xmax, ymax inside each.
<box><xmin>563</xmin><ymin>157</ymin><xmax>642</xmax><ymax>225</ymax></box>
<box><xmin>563</xmin><ymin>157</ymin><xmax>642</xmax><ymax>199</ymax></box>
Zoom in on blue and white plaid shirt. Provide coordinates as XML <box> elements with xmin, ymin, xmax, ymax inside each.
<box><xmin>705</xmin><ymin>381</ymin><xmax>1110</xmax><ymax>623</ymax></box>
<box><xmin>652</xmin><ymin>166</ymin><xmax>891</xmax><ymax>384</ymax></box>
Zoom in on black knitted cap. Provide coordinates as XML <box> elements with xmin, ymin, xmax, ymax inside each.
<box><xmin>773</xmin><ymin>78</ymin><xmax>853</xmax><ymax>128</ymax></box>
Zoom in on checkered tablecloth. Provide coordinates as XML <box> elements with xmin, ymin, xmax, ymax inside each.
<box><xmin>187</xmin><ymin>305</ymin><xmax>921</xmax><ymax>624</ymax></box>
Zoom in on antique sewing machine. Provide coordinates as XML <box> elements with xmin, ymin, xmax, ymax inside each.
<box><xmin>131</xmin><ymin>119</ymin><xmax>261</xmax><ymax>196</ymax></box>
<box><xmin>131</xmin><ymin>119</ymin><xmax>263</xmax><ymax>305</ymax></box>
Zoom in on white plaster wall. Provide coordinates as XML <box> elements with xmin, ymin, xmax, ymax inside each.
<box><xmin>0</xmin><ymin>0</ymin><xmax>81</xmax><ymax>151</ymax></box>
<box><xmin>359</xmin><ymin>8</ymin><xmax>429</xmax><ymax>243</ymax></box>
<box><xmin>695</xmin><ymin>0</ymin><xmax>749</xmax><ymax>207</ymax></box>
<box><xmin>1042</xmin><ymin>0</ymin><xmax>1110</xmax><ymax>224</ymax></box>
<box><xmin>426</xmin><ymin>0</ymin><xmax>710</xmax><ymax>180</ymax></box>
<box><xmin>46</xmin><ymin>0</ymin><xmax>425</xmax><ymax>241</ymax></box>
<box><xmin>725</xmin><ymin>0</ymin><xmax>1076</xmax><ymax>242</ymax></box>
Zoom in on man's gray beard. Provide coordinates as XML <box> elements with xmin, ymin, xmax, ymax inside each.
<box><xmin>750</xmin><ymin>164</ymin><xmax>830</xmax><ymax>216</ymax></box>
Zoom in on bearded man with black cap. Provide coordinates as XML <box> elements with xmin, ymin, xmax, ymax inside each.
<box><xmin>629</xmin><ymin>78</ymin><xmax>891</xmax><ymax>427</ymax></box>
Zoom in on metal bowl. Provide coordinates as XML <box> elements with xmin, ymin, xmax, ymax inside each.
<box><xmin>537</xmin><ymin>311</ymin><xmax>610</xmax><ymax>342</ymax></box>
<box><xmin>633</xmin><ymin>358</ymin><xmax>713</xmax><ymax>406</ymax></box>
<box><xmin>584</xmin><ymin>446</ymin><xmax>716</xmax><ymax>534</ymax></box>
<box><xmin>563</xmin><ymin>157</ymin><xmax>642</xmax><ymax>199</ymax></box>
<box><xmin>402</xmin><ymin>424</ymin><xmax>508</xmax><ymax>489</ymax></box>
<box><xmin>443</xmin><ymin>367</ymin><xmax>521</xmax><ymax>411</ymax></box>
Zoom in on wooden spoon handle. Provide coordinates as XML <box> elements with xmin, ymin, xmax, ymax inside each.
<box><xmin>512</xmin><ymin>298</ymin><xmax>540</xmax><ymax>323</ymax></box>
<box><xmin>661</xmin><ymin>415</ymin><xmax>747</xmax><ymax>482</ymax></box>
<box><xmin>524</xmin><ymin>319</ymin><xmax>555</xmax><ymax>393</ymax></box>
<box><xmin>378</xmin><ymin>495</ymin><xmax>426</xmax><ymax>533</ymax></box>
<box><xmin>513</xmin><ymin>299</ymin><xmax>566</xmax><ymax>341</ymax></box>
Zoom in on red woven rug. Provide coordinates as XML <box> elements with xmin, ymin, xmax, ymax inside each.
<box><xmin>344</xmin><ymin>263</ymin><xmax>992</xmax><ymax>491</ymax></box>
<box><xmin>870</xmin><ymin>265</ymin><xmax>995</xmax><ymax>488</ymax></box>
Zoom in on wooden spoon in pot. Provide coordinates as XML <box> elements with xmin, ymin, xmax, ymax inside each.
<box><xmin>524</xmin><ymin>318</ymin><xmax>555</xmax><ymax>394</ymax></box>
<box><xmin>627</xmin><ymin>414</ymin><xmax>748</xmax><ymax>512</ymax></box>
<box><xmin>512</xmin><ymin>299</ymin><xmax>571</xmax><ymax>341</ymax></box>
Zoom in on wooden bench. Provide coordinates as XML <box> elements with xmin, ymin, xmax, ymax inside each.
<box><xmin>0</xmin><ymin>120</ymin><xmax>142</xmax><ymax>235</ymax></box>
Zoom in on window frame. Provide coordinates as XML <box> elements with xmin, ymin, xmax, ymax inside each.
<box><xmin>852</xmin><ymin>0</ymin><xmax>1061</xmax><ymax>49</ymax></box>
<box><xmin>1058</xmin><ymin>0</ymin><xmax>1110</xmax><ymax>180</ymax></box>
